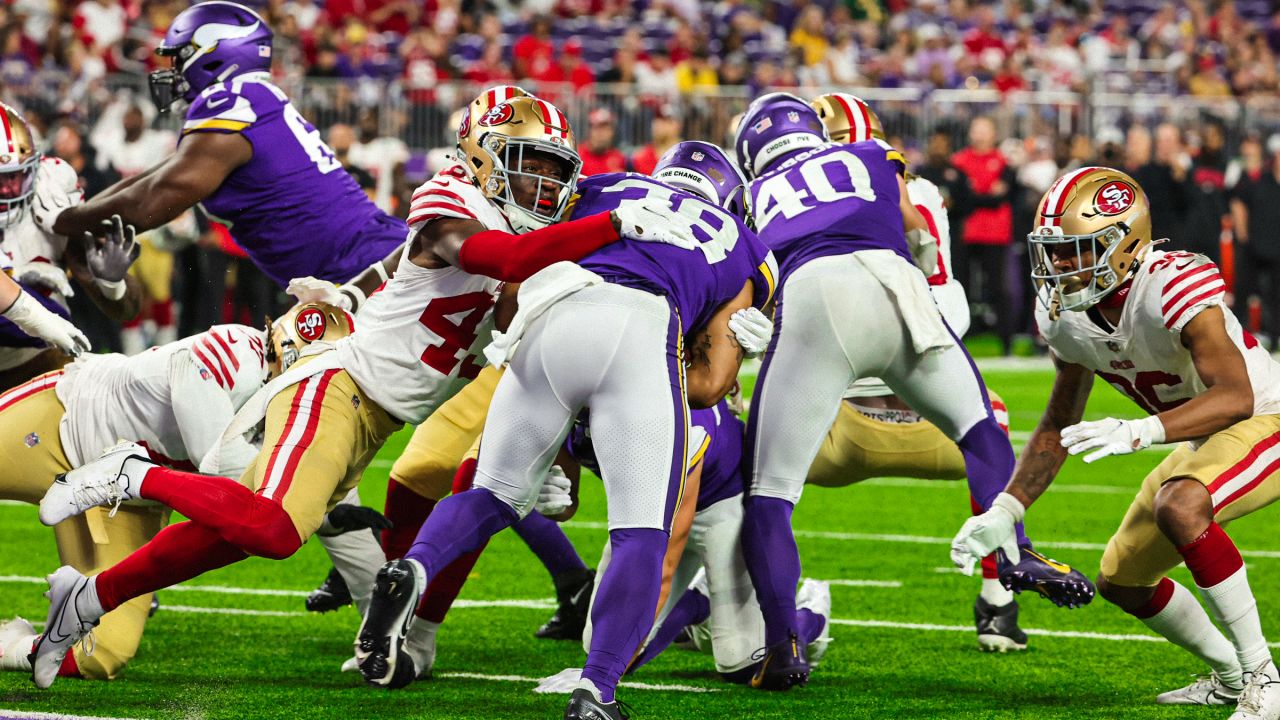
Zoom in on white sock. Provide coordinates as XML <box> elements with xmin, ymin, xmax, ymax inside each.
<box><xmin>404</xmin><ymin>619</ymin><xmax>438</xmax><ymax>676</ymax></box>
<box><xmin>1141</xmin><ymin>579</ymin><xmax>1242</xmax><ymax>688</ymax></box>
<box><xmin>121</xmin><ymin>327</ymin><xmax>146</xmax><ymax>356</ymax></box>
<box><xmin>1198</xmin><ymin>566</ymin><xmax>1273</xmax><ymax>673</ymax></box>
<box><xmin>981</xmin><ymin>578</ymin><xmax>1014</xmax><ymax>606</ymax></box>
<box><xmin>574</xmin><ymin>676</ymin><xmax>605</xmax><ymax>702</ymax></box>
<box><xmin>83</xmin><ymin>576</ymin><xmax>106</xmax><ymax>621</ymax></box>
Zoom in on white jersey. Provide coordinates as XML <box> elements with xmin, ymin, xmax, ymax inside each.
<box><xmin>846</xmin><ymin>176</ymin><xmax>969</xmax><ymax>399</ymax></box>
<box><xmin>55</xmin><ymin>324</ymin><xmax>267</xmax><ymax>472</ymax></box>
<box><xmin>336</xmin><ymin>163</ymin><xmax>508</xmax><ymax>424</ymax></box>
<box><xmin>0</xmin><ymin>164</ymin><xmax>72</xmax><ymax>371</ymax></box>
<box><xmin>1039</xmin><ymin>250</ymin><xmax>1280</xmax><ymax>421</ymax></box>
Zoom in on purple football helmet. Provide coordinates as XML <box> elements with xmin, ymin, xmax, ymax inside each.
<box><xmin>149</xmin><ymin>1</ymin><xmax>274</xmax><ymax>111</ymax></box>
<box><xmin>734</xmin><ymin>91</ymin><xmax>829</xmax><ymax>179</ymax></box>
<box><xmin>652</xmin><ymin>141</ymin><xmax>749</xmax><ymax>220</ymax></box>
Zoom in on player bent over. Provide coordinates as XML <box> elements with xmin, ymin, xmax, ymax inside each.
<box><xmin>954</xmin><ymin>167</ymin><xmax>1280</xmax><ymax>719</ymax></box>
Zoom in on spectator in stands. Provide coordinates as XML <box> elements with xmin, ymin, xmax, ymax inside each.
<box><xmin>72</xmin><ymin>0</ymin><xmax>126</xmax><ymax>70</ymax></box>
<box><xmin>636</xmin><ymin>49</ymin><xmax>678</xmax><ymax>101</ymax></box>
<box><xmin>463</xmin><ymin>41</ymin><xmax>514</xmax><ymax>86</ymax></box>
<box><xmin>675</xmin><ymin>47</ymin><xmax>718</xmax><ymax>94</ymax></box>
<box><xmin>513</xmin><ymin>15</ymin><xmax>554</xmax><ymax>80</ymax></box>
<box><xmin>1134</xmin><ymin>122</ymin><xmax>1190</xmax><ymax>247</ymax></box>
<box><xmin>789</xmin><ymin>5</ymin><xmax>828</xmax><ymax>67</ymax></box>
<box><xmin>952</xmin><ymin>115</ymin><xmax>1015</xmax><ymax>355</ymax></box>
<box><xmin>327</xmin><ymin>122</ymin><xmax>377</xmax><ymax>198</ymax></box>
<box><xmin>539</xmin><ymin>39</ymin><xmax>595</xmax><ymax>94</ymax></box>
<box><xmin>629</xmin><ymin>104</ymin><xmax>681</xmax><ymax>176</ymax></box>
<box><xmin>579</xmin><ymin>108</ymin><xmax>627</xmax><ymax>177</ymax></box>
<box><xmin>348</xmin><ymin>108</ymin><xmax>409</xmax><ymax>215</ymax></box>
<box><xmin>283</xmin><ymin>0</ymin><xmax>322</xmax><ymax>32</ymax></box>
<box><xmin>1231</xmin><ymin>134</ymin><xmax>1280</xmax><ymax>349</ymax></box>
<box><xmin>1183</xmin><ymin>118</ymin><xmax>1231</xmax><ymax>263</ymax></box>
<box><xmin>916</xmin><ymin>128</ymin><xmax>969</xmax><ymax>213</ymax></box>
<box><xmin>820</xmin><ymin>25</ymin><xmax>862</xmax><ymax>87</ymax></box>
<box><xmin>1189</xmin><ymin>52</ymin><xmax>1233</xmax><ymax>96</ymax></box>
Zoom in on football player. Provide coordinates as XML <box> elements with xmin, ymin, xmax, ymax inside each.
<box><xmin>807</xmin><ymin>92</ymin><xmax>1025</xmax><ymax>651</ymax></box>
<box><xmin>29</xmin><ymin>95</ymin><xmax>696</xmax><ymax>689</ymax></box>
<box><xmin>733</xmin><ymin>92</ymin><xmax>1092</xmax><ymax>691</ymax></box>
<box><xmin>1</xmin><ymin>101</ymin><xmax>141</xmax><ymax>387</ymax></box>
<box><xmin>953</xmin><ymin>167</ymin><xmax>1280</xmax><ymax>719</ymax></box>
<box><xmin>356</xmin><ymin>164</ymin><xmax>776</xmax><ymax>720</ymax></box>
<box><xmin>0</xmin><ymin>268</ymin><xmax>88</xmax><ymax>370</ymax></box>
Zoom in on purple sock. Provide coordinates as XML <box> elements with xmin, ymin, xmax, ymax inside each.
<box><xmin>797</xmin><ymin>608</ymin><xmax>825</xmax><ymax>646</ymax></box>
<box><xmin>741</xmin><ymin>495</ymin><xmax>801</xmax><ymax>646</ymax></box>
<box><xmin>581</xmin><ymin>528</ymin><xmax>667</xmax><ymax>704</ymax></box>
<box><xmin>513</xmin><ymin>511</ymin><xmax>588</xmax><ymax>578</ymax></box>
<box><xmin>405</xmin><ymin>488</ymin><xmax>517</xmax><ymax>580</ymax></box>
<box><xmin>958</xmin><ymin>418</ymin><xmax>1030</xmax><ymax>546</ymax></box>
<box><xmin>629</xmin><ymin>588</ymin><xmax>710</xmax><ymax>672</ymax></box>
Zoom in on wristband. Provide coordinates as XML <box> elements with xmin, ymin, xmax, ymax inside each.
<box><xmin>338</xmin><ymin>284</ymin><xmax>367</xmax><ymax>313</ymax></box>
<box><xmin>991</xmin><ymin>492</ymin><xmax>1026</xmax><ymax>523</ymax></box>
<box><xmin>94</xmin><ymin>277</ymin><xmax>127</xmax><ymax>301</ymax></box>
<box><xmin>1137</xmin><ymin>415</ymin><xmax>1167</xmax><ymax>446</ymax></box>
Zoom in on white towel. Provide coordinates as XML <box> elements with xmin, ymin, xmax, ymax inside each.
<box><xmin>852</xmin><ymin>250</ymin><xmax>954</xmax><ymax>356</ymax></box>
<box><xmin>484</xmin><ymin>262</ymin><xmax>604</xmax><ymax>367</ymax></box>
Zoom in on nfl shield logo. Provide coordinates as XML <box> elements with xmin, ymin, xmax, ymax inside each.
<box><xmin>787</xmin><ymin>111</ymin><xmax>799</xmax><ymax>122</ymax></box>
<box><xmin>24</xmin><ymin>432</ymin><xmax>39</xmax><ymax>448</ymax></box>
<box><xmin>691</xmin><ymin>151</ymin><xmax>705</xmax><ymax>161</ymax></box>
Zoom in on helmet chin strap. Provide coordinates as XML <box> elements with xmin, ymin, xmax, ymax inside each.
<box><xmin>504</xmin><ymin>204</ymin><xmax>550</xmax><ymax>234</ymax></box>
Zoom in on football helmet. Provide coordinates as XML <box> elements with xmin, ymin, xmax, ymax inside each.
<box><xmin>457</xmin><ymin>85</ymin><xmax>530</xmax><ymax>147</ymax></box>
<box><xmin>1028</xmin><ymin>166</ymin><xmax>1153</xmax><ymax>317</ymax></box>
<box><xmin>149</xmin><ymin>0</ymin><xmax>273</xmax><ymax>111</ymax></box>
<box><xmin>457</xmin><ymin>96</ymin><xmax>581</xmax><ymax>233</ymax></box>
<box><xmin>265</xmin><ymin>302</ymin><xmax>354</xmax><ymax>378</ymax></box>
<box><xmin>0</xmin><ymin>102</ymin><xmax>39</xmax><ymax>229</ymax></box>
<box><xmin>733</xmin><ymin>91</ymin><xmax>828</xmax><ymax>179</ymax></box>
<box><xmin>811</xmin><ymin>92</ymin><xmax>885</xmax><ymax>144</ymax></box>
<box><xmin>652</xmin><ymin>140</ymin><xmax>749</xmax><ymax>220</ymax></box>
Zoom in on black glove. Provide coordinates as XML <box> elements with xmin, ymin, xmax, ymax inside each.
<box><xmin>323</xmin><ymin>504</ymin><xmax>394</xmax><ymax>535</ymax></box>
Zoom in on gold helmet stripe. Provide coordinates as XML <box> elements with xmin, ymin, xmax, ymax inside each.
<box><xmin>1040</xmin><ymin>166</ymin><xmax>1100</xmax><ymax>226</ymax></box>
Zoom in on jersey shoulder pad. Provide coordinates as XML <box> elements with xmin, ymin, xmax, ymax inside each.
<box><xmin>872</xmin><ymin>138</ymin><xmax>907</xmax><ymax>175</ymax></box>
<box><xmin>906</xmin><ymin>175</ymin><xmax>944</xmax><ymax>207</ymax></box>
<box><xmin>407</xmin><ymin>163</ymin><xmax>495</xmax><ymax>232</ymax></box>
<box><xmin>752</xmin><ymin>249</ymin><xmax>779</xmax><ymax>309</ymax></box>
<box><xmin>189</xmin><ymin>325</ymin><xmax>268</xmax><ymax>400</ymax></box>
<box><xmin>1141</xmin><ymin>251</ymin><xmax>1225</xmax><ymax>332</ymax></box>
<box><xmin>183</xmin><ymin>78</ymin><xmax>279</xmax><ymax>136</ymax></box>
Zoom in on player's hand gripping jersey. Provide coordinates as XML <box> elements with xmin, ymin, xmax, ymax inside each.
<box><xmin>182</xmin><ymin>73</ymin><xmax>407</xmax><ymax>286</ymax></box>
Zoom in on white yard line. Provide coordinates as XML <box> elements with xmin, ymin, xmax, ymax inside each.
<box><xmin>438</xmin><ymin>671</ymin><xmax>718</xmax><ymax>693</ymax></box>
<box><xmin>824</xmin><ymin>579</ymin><xmax>903</xmax><ymax>588</ymax></box>
<box><xmin>0</xmin><ymin>712</ymin><xmax>147</xmax><ymax>720</ymax></box>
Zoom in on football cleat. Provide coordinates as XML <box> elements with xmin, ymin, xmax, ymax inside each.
<box><xmin>536</xmin><ymin>568</ymin><xmax>596</xmax><ymax>641</ymax></box>
<box><xmin>0</xmin><ymin>617</ymin><xmax>37</xmax><ymax>672</ymax></box>
<box><xmin>40</xmin><ymin>441</ymin><xmax>154</xmax><ymax>526</ymax></box>
<box><xmin>997</xmin><ymin>547</ymin><xmax>1095</xmax><ymax>609</ymax></box>
<box><xmin>974</xmin><ymin>595</ymin><xmax>1028</xmax><ymax>652</ymax></box>
<box><xmin>1156</xmin><ymin>673</ymin><xmax>1242</xmax><ymax>705</ymax></box>
<box><xmin>355</xmin><ymin>559</ymin><xmax>425</xmax><ymax>689</ymax></box>
<box><xmin>31</xmin><ymin>566</ymin><xmax>103</xmax><ymax>689</ymax></box>
<box><xmin>796</xmin><ymin>579</ymin><xmax>833</xmax><ymax>667</ymax></box>
<box><xmin>306</xmin><ymin>567</ymin><xmax>352</xmax><ymax>613</ymax></box>
<box><xmin>563</xmin><ymin>686</ymin><xmax>631</xmax><ymax>720</ymax></box>
<box><xmin>149</xmin><ymin>594</ymin><xmax>159</xmax><ymax>618</ymax></box>
<box><xmin>750</xmin><ymin>632</ymin><xmax>809</xmax><ymax>691</ymax></box>
<box><xmin>1231</xmin><ymin>660</ymin><xmax>1280</xmax><ymax>720</ymax></box>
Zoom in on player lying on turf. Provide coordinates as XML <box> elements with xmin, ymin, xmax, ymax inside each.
<box><xmin>29</xmin><ymin>95</ymin><xmax>698</xmax><ymax>691</ymax></box>
<box><xmin>356</xmin><ymin>168</ymin><xmax>776</xmax><ymax>720</ymax></box>
<box><xmin>953</xmin><ymin>166</ymin><xmax>1280</xmax><ymax>720</ymax></box>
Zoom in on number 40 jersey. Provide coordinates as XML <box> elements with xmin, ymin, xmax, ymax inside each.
<box><xmin>1038</xmin><ymin>250</ymin><xmax>1280</xmax><ymax>420</ymax></box>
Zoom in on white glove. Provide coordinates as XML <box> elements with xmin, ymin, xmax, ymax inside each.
<box><xmin>905</xmin><ymin>228</ymin><xmax>939</xmax><ymax>276</ymax></box>
<box><xmin>13</xmin><ymin>261</ymin><xmax>74</xmax><ymax>298</ymax></box>
<box><xmin>1</xmin><ymin>290</ymin><xmax>90</xmax><ymax>357</ymax></box>
<box><xmin>613</xmin><ymin>198</ymin><xmax>700</xmax><ymax>250</ymax></box>
<box><xmin>1061</xmin><ymin>416</ymin><xmax>1165</xmax><ymax>464</ymax></box>
<box><xmin>950</xmin><ymin>492</ymin><xmax>1024</xmax><ymax>575</ymax></box>
<box><xmin>727</xmin><ymin>307</ymin><xmax>773</xmax><ymax>357</ymax></box>
<box><xmin>31</xmin><ymin>157</ymin><xmax>84</xmax><ymax>235</ymax></box>
<box><xmin>286</xmin><ymin>276</ymin><xmax>355</xmax><ymax>312</ymax></box>
<box><xmin>534</xmin><ymin>465</ymin><xmax>572</xmax><ymax>516</ymax></box>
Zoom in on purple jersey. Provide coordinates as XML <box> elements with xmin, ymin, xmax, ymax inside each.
<box><xmin>182</xmin><ymin>73</ymin><xmax>406</xmax><ymax>287</ymax></box>
<box><xmin>0</xmin><ymin>281</ymin><xmax>69</xmax><ymax>349</ymax></box>
<box><xmin>747</xmin><ymin>140</ymin><xmax>910</xmax><ymax>280</ymax></box>
<box><xmin>690</xmin><ymin>400</ymin><xmax>746</xmax><ymax>512</ymax></box>
<box><xmin>570</xmin><ymin>173</ymin><xmax>777</xmax><ymax>334</ymax></box>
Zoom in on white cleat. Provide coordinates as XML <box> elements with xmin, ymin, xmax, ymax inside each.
<box><xmin>1156</xmin><ymin>673</ymin><xmax>1242</xmax><ymax>705</ymax></box>
<box><xmin>340</xmin><ymin>656</ymin><xmax>359</xmax><ymax>673</ymax></box>
<box><xmin>1231</xmin><ymin>660</ymin><xmax>1280</xmax><ymax>720</ymax></box>
<box><xmin>40</xmin><ymin>441</ymin><xmax>154</xmax><ymax>526</ymax></box>
<box><xmin>797</xmin><ymin>578</ymin><xmax>832</xmax><ymax>667</ymax></box>
<box><xmin>403</xmin><ymin>619</ymin><xmax>438</xmax><ymax>679</ymax></box>
<box><xmin>0</xmin><ymin>617</ymin><xmax>37</xmax><ymax>672</ymax></box>
<box><xmin>31</xmin><ymin>567</ymin><xmax>103</xmax><ymax>689</ymax></box>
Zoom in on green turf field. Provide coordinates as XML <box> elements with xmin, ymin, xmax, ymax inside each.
<box><xmin>2</xmin><ymin>362</ymin><xmax>1277</xmax><ymax>719</ymax></box>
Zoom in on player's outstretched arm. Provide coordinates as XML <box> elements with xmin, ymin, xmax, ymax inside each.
<box><xmin>52</xmin><ymin>133</ymin><xmax>252</xmax><ymax>237</ymax></box>
<box><xmin>1005</xmin><ymin>353</ymin><xmax>1094</xmax><ymax>508</ymax></box>
<box><xmin>685</xmin><ymin>281</ymin><xmax>754</xmax><ymax>409</ymax></box>
<box><xmin>1158</xmin><ymin>306</ymin><xmax>1254</xmax><ymax>441</ymax></box>
<box><xmin>62</xmin><ymin>223</ymin><xmax>143</xmax><ymax>322</ymax></box>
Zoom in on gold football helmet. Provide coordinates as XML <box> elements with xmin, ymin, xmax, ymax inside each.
<box><xmin>265</xmin><ymin>302</ymin><xmax>355</xmax><ymax>378</ymax></box>
<box><xmin>457</xmin><ymin>95</ymin><xmax>581</xmax><ymax>233</ymax></box>
<box><xmin>1028</xmin><ymin>166</ymin><xmax>1153</xmax><ymax>317</ymax></box>
<box><xmin>457</xmin><ymin>85</ymin><xmax>530</xmax><ymax>146</ymax></box>
<box><xmin>0</xmin><ymin>102</ymin><xmax>39</xmax><ymax>229</ymax></box>
<box><xmin>811</xmin><ymin>92</ymin><xmax>885</xmax><ymax>144</ymax></box>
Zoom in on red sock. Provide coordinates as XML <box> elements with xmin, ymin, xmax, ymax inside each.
<box><xmin>95</xmin><ymin>522</ymin><xmax>247</xmax><ymax>612</ymax></box>
<box><xmin>967</xmin><ymin>495</ymin><xmax>1001</xmax><ymax>579</ymax></box>
<box><xmin>382</xmin><ymin>478</ymin><xmax>437</xmax><ymax>560</ymax></box>
<box><xmin>140</xmin><ymin>467</ymin><xmax>301</xmax><ymax>559</ymax></box>
<box><xmin>1177</xmin><ymin>522</ymin><xmax>1244</xmax><ymax>588</ymax></box>
<box><xmin>152</xmin><ymin>299</ymin><xmax>173</xmax><ymax>327</ymax></box>
<box><xmin>1130</xmin><ymin>577</ymin><xmax>1177</xmax><ymax>619</ymax></box>
<box><xmin>415</xmin><ymin>457</ymin><xmax>484</xmax><ymax>622</ymax></box>
<box><xmin>57</xmin><ymin>649</ymin><xmax>80</xmax><ymax>678</ymax></box>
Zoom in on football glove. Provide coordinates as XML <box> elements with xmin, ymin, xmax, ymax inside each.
<box><xmin>13</xmin><ymin>261</ymin><xmax>74</xmax><ymax>298</ymax></box>
<box><xmin>30</xmin><ymin>157</ymin><xmax>83</xmax><ymax>235</ymax></box>
<box><xmin>905</xmin><ymin>228</ymin><xmax>939</xmax><ymax>276</ymax></box>
<box><xmin>534</xmin><ymin>465</ymin><xmax>573</xmax><ymax>516</ymax></box>
<box><xmin>1</xmin><ymin>290</ymin><xmax>90</xmax><ymax>357</ymax></box>
<box><xmin>613</xmin><ymin>198</ymin><xmax>700</xmax><ymax>250</ymax></box>
<box><xmin>998</xmin><ymin>547</ymin><xmax>1096</xmax><ymax>609</ymax></box>
<box><xmin>950</xmin><ymin>492</ymin><xmax>1024</xmax><ymax>575</ymax></box>
<box><xmin>286</xmin><ymin>277</ymin><xmax>355</xmax><ymax>312</ymax></box>
<box><xmin>317</xmin><ymin>504</ymin><xmax>393</xmax><ymax>537</ymax></box>
<box><xmin>1061</xmin><ymin>416</ymin><xmax>1165</xmax><ymax>464</ymax></box>
<box><xmin>727</xmin><ymin>307</ymin><xmax>773</xmax><ymax>358</ymax></box>
<box><xmin>86</xmin><ymin>215</ymin><xmax>139</xmax><ymax>300</ymax></box>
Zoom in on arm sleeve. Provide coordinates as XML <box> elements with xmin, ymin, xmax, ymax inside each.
<box><xmin>456</xmin><ymin>211</ymin><xmax>620</xmax><ymax>282</ymax></box>
<box><xmin>169</xmin><ymin>350</ymin><xmax>257</xmax><ymax>477</ymax></box>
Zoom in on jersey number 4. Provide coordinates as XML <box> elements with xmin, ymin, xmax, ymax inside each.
<box><xmin>419</xmin><ymin>292</ymin><xmax>494</xmax><ymax>380</ymax></box>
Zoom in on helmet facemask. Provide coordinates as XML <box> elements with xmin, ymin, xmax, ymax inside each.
<box><xmin>1029</xmin><ymin>222</ymin><xmax>1142</xmax><ymax>317</ymax></box>
<box><xmin>479</xmin><ymin>135</ymin><xmax>580</xmax><ymax>233</ymax></box>
<box><xmin>149</xmin><ymin>46</ymin><xmax>195</xmax><ymax>111</ymax></box>
<box><xmin>0</xmin><ymin>152</ymin><xmax>38</xmax><ymax>229</ymax></box>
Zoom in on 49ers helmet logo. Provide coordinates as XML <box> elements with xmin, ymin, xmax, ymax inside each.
<box><xmin>294</xmin><ymin>307</ymin><xmax>327</xmax><ymax>342</ymax></box>
<box><xmin>479</xmin><ymin>103</ymin><xmax>514</xmax><ymax>127</ymax></box>
<box><xmin>1094</xmin><ymin>180</ymin><xmax>1135</xmax><ymax>215</ymax></box>
<box><xmin>457</xmin><ymin>113</ymin><xmax>472</xmax><ymax>140</ymax></box>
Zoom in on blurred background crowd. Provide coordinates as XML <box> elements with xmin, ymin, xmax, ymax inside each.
<box><xmin>4</xmin><ymin>0</ymin><xmax>1280</xmax><ymax>355</ymax></box>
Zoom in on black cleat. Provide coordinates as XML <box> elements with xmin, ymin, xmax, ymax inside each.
<box><xmin>564</xmin><ymin>688</ymin><xmax>631</xmax><ymax>720</ymax></box>
<box><xmin>974</xmin><ymin>595</ymin><xmax>1028</xmax><ymax>652</ymax></box>
<box><xmin>355</xmin><ymin>559</ymin><xmax>424</xmax><ymax>689</ymax></box>
<box><xmin>149</xmin><ymin>594</ymin><xmax>159</xmax><ymax>617</ymax></box>
<box><xmin>998</xmin><ymin>547</ymin><xmax>1096</xmax><ymax>609</ymax></box>
<box><xmin>306</xmin><ymin>566</ymin><xmax>352</xmax><ymax>613</ymax></box>
<box><xmin>536</xmin><ymin>568</ymin><xmax>596</xmax><ymax>640</ymax></box>
<box><xmin>750</xmin><ymin>632</ymin><xmax>809</xmax><ymax>691</ymax></box>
